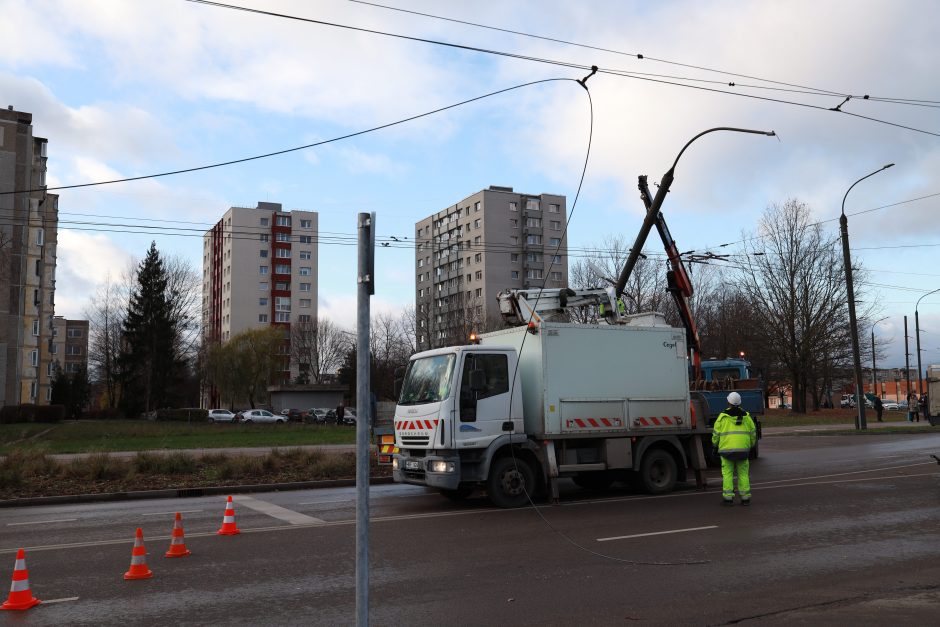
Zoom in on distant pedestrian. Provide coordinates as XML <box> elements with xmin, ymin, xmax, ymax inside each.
<box><xmin>712</xmin><ymin>392</ymin><xmax>758</xmax><ymax>506</ymax></box>
<box><xmin>336</xmin><ymin>403</ymin><xmax>346</xmax><ymax>425</ymax></box>
<box><xmin>874</xmin><ymin>396</ymin><xmax>883</xmax><ymax>422</ymax></box>
<box><xmin>909</xmin><ymin>392</ymin><xmax>920</xmax><ymax>422</ymax></box>
<box><xmin>919</xmin><ymin>394</ymin><xmax>928</xmax><ymax>421</ymax></box>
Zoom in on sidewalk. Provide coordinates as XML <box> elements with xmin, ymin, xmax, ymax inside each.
<box><xmin>42</xmin><ymin>443</ymin><xmax>357</xmax><ymax>462</ymax></box>
<box><xmin>762</xmin><ymin>418</ymin><xmax>935</xmax><ymax>436</ymax></box>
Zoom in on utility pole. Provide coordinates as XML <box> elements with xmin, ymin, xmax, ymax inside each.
<box><xmin>356</xmin><ymin>212</ymin><xmax>374</xmax><ymax>627</ymax></box>
<box><xmin>904</xmin><ymin>315</ymin><xmax>912</xmax><ymax>417</ymax></box>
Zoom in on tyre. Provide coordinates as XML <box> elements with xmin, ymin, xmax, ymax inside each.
<box><xmin>276</xmin><ymin>419</ymin><xmax>285</xmax><ymax>424</ymax></box>
<box><xmin>243</xmin><ymin>419</ymin><xmax>252</xmax><ymax>424</ymax></box>
<box><xmin>572</xmin><ymin>471</ymin><xmax>615</xmax><ymax>491</ymax></box>
<box><xmin>439</xmin><ymin>486</ymin><xmax>474</xmax><ymax>501</ymax></box>
<box><xmin>640</xmin><ymin>448</ymin><xmax>677</xmax><ymax>494</ymax></box>
<box><xmin>486</xmin><ymin>456</ymin><xmax>534</xmax><ymax>508</ymax></box>
<box><xmin>749</xmin><ymin>441</ymin><xmax>759</xmax><ymax>460</ymax></box>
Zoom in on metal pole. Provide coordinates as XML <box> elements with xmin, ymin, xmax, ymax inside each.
<box><xmin>840</xmin><ymin>212</ymin><xmax>866</xmax><ymax>430</ymax></box>
<box><xmin>871</xmin><ymin>327</ymin><xmax>877</xmax><ymax>391</ymax></box>
<box><xmin>904</xmin><ymin>315</ymin><xmax>911</xmax><ymax>415</ymax></box>
<box><xmin>356</xmin><ymin>212</ymin><xmax>373</xmax><ymax>627</ymax></box>
<box><xmin>916</xmin><ymin>309</ymin><xmax>922</xmax><ymax>396</ymax></box>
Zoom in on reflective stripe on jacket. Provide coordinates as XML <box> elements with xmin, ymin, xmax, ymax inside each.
<box><xmin>712</xmin><ymin>408</ymin><xmax>757</xmax><ymax>457</ymax></box>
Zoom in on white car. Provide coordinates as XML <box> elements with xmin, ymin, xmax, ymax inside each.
<box><xmin>208</xmin><ymin>409</ymin><xmax>237</xmax><ymax>423</ymax></box>
<box><xmin>241</xmin><ymin>409</ymin><xmax>287</xmax><ymax>424</ymax></box>
<box><xmin>881</xmin><ymin>400</ymin><xmax>900</xmax><ymax>411</ymax></box>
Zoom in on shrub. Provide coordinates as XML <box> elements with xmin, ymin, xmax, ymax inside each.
<box><xmin>60</xmin><ymin>453</ymin><xmax>128</xmax><ymax>481</ymax></box>
<box><xmin>132</xmin><ymin>451</ymin><xmax>198</xmax><ymax>475</ymax></box>
<box><xmin>82</xmin><ymin>408</ymin><xmax>126</xmax><ymax>421</ymax></box>
<box><xmin>33</xmin><ymin>405</ymin><xmax>66</xmax><ymax>423</ymax></box>
<box><xmin>156</xmin><ymin>408</ymin><xmax>208</xmax><ymax>422</ymax></box>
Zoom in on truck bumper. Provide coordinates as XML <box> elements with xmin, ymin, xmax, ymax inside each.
<box><xmin>392</xmin><ymin>452</ymin><xmax>462</xmax><ymax>490</ymax></box>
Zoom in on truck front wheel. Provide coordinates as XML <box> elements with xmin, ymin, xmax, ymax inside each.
<box><xmin>487</xmin><ymin>456</ymin><xmax>534</xmax><ymax>508</ymax></box>
<box><xmin>640</xmin><ymin>449</ymin><xmax>677</xmax><ymax>494</ymax></box>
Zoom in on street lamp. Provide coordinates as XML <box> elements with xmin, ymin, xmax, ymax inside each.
<box><xmin>915</xmin><ymin>288</ymin><xmax>939</xmax><ymax>398</ymax></box>
<box><xmin>841</xmin><ymin>163</ymin><xmax>894</xmax><ymax>430</ymax></box>
<box><xmin>871</xmin><ymin>316</ymin><xmax>888</xmax><ymax>397</ymax></box>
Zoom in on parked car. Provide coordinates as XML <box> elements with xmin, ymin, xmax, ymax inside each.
<box><xmin>308</xmin><ymin>408</ymin><xmax>331</xmax><ymax>424</ymax></box>
<box><xmin>241</xmin><ymin>409</ymin><xmax>287</xmax><ymax>424</ymax></box>
<box><xmin>207</xmin><ymin>409</ymin><xmax>237</xmax><ymax>423</ymax></box>
<box><xmin>340</xmin><ymin>407</ymin><xmax>357</xmax><ymax>425</ymax></box>
<box><xmin>840</xmin><ymin>394</ymin><xmax>855</xmax><ymax>408</ymax></box>
<box><xmin>882</xmin><ymin>400</ymin><xmax>900</xmax><ymax>411</ymax></box>
<box><xmin>280</xmin><ymin>408</ymin><xmax>308</xmax><ymax>422</ymax></box>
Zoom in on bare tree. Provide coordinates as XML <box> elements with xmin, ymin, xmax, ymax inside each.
<box><xmin>290</xmin><ymin>316</ymin><xmax>350</xmax><ymax>383</ymax></box>
<box><xmin>85</xmin><ymin>274</ymin><xmax>129</xmax><ymax>408</ymax></box>
<box><xmin>163</xmin><ymin>254</ymin><xmax>202</xmax><ymax>366</ymax></box>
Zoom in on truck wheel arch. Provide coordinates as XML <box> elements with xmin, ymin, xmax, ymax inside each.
<box><xmin>633</xmin><ymin>436</ymin><xmax>687</xmax><ymax>475</ymax></box>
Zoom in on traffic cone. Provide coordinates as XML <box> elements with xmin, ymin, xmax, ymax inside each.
<box><xmin>1</xmin><ymin>549</ymin><xmax>40</xmax><ymax>611</ymax></box>
<box><xmin>123</xmin><ymin>528</ymin><xmax>153</xmax><ymax>580</ymax></box>
<box><xmin>165</xmin><ymin>512</ymin><xmax>192</xmax><ymax>558</ymax></box>
<box><xmin>216</xmin><ymin>495</ymin><xmax>241</xmax><ymax>535</ymax></box>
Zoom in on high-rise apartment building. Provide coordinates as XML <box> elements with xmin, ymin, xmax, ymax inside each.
<box><xmin>52</xmin><ymin>317</ymin><xmax>89</xmax><ymax>376</ymax></box>
<box><xmin>202</xmin><ymin>202</ymin><xmax>318</xmax><ymax>391</ymax></box>
<box><xmin>0</xmin><ymin>107</ymin><xmax>59</xmax><ymax>405</ymax></box>
<box><xmin>414</xmin><ymin>186</ymin><xmax>568</xmax><ymax>350</ymax></box>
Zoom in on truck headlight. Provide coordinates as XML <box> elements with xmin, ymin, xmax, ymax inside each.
<box><xmin>429</xmin><ymin>460</ymin><xmax>455</xmax><ymax>473</ymax></box>
<box><xmin>392</xmin><ymin>457</ymin><xmax>399</xmax><ymax>470</ymax></box>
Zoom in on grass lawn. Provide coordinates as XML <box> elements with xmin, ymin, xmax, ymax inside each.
<box><xmin>0</xmin><ymin>420</ymin><xmax>357</xmax><ymax>455</ymax></box>
<box><xmin>759</xmin><ymin>407</ymin><xmax>915</xmax><ymax>428</ymax></box>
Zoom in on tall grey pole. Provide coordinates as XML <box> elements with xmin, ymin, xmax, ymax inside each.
<box><xmin>356</xmin><ymin>212</ymin><xmax>374</xmax><ymax>627</ymax></box>
<box><xmin>871</xmin><ymin>328</ymin><xmax>876</xmax><ymax>391</ymax></box>
<box><xmin>904</xmin><ymin>315</ymin><xmax>911</xmax><ymax>412</ymax></box>
<box><xmin>915</xmin><ymin>288</ymin><xmax>939</xmax><ymax>397</ymax></box>
<box><xmin>840</xmin><ymin>163</ymin><xmax>893</xmax><ymax>430</ymax></box>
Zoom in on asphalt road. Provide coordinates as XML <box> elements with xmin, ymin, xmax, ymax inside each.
<box><xmin>2</xmin><ymin>432</ymin><xmax>939</xmax><ymax>625</ymax></box>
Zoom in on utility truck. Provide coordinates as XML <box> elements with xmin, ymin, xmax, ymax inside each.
<box><xmin>393</xmin><ymin>288</ymin><xmax>713</xmax><ymax>507</ymax></box>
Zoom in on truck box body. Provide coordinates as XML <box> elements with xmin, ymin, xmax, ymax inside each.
<box><xmin>478</xmin><ymin>319</ymin><xmax>692</xmax><ymax>438</ymax></box>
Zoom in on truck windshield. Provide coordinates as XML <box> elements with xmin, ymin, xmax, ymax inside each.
<box><xmin>399</xmin><ymin>354</ymin><xmax>457</xmax><ymax>405</ymax></box>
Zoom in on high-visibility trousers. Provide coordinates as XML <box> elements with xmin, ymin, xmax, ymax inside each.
<box><xmin>720</xmin><ymin>457</ymin><xmax>751</xmax><ymax>501</ymax></box>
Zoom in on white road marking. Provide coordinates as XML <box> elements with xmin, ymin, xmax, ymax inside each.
<box><xmin>7</xmin><ymin>519</ymin><xmax>77</xmax><ymax>526</ymax></box>
<box><xmin>597</xmin><ymin>525</ymin><xmax>717</xmax><ymax>543</ymax></box>
<box><xmin>41</xmin><ymin>596</ymin><xmax>79</xmax><ymax>604</ymax></box>
<box><xmin>299</xmin><ymin>499</ymin><xmax>352</xmax><ymax>505</ymax></box>
<box><xmin>234</xmin><ymin>495</ymin><xmax>325</xmax><ymax>525</ymax></box>
<box><xmin>751</xmin><ymin>461</ymin><xmax>934</xmax><ymax>485</ymax></box>
<box><xmin>140</xmin><ymin>510</ymin><xmax>203</xmax><ymax>517</ymax></box>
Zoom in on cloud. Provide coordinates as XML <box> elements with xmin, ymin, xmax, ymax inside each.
<box><xmin>55</xmin><ymin>230</ymin><xmax>135</xmax><ymax>319</ymax></box>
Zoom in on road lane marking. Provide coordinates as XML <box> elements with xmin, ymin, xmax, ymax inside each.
<box><xmin>7</xmin><ymin>519</ymin><xmax>77</xmax><ymax>526</ymax></box>
<box><xmin>234</xmin><ymin>495</ymin><xmax>325</xmax><ymax>525</ymax></box>
<box><xmin>141</xmin><ymin>510</ymin><xmax>203</xmax><ymax>517</ymax></box>
<box><xmin>42</xmin><ymin>597</ymin><xmax>79</xmax><ymax>604</ymax></box>
<box><xmin>751</xmin><ymin>461</ymin><xmax>934</xmax><ymax>485</ymax></box>
<box><xmin>4</xmin><ymin>470</ymin><xmax>937</xmax><ymax>556</ymax></box>
<box><xmin>299</xmin><ymin>499</ymin><xmax>352</xmax><ymax>505</ymax></box>
<box><xmin>597</xmin><ymin>525</ymin><xmax>717</xmax><ymax>543</ymax></box>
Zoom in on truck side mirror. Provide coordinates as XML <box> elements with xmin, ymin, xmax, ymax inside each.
<box><xmin>470</xmin><ymin>369</ymin><xmax>486</xmax><ymax>393</ymax></box>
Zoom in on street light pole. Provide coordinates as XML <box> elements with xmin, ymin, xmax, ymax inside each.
<box><xmin>915</xmin><ymin>288</ymin><xmax>939</xmax><ymax>399</ymax></box>
<box><xmin>840</xmin><ymin>163</ymin><xmax>894</xmax><ymax>430</ymax></box>
<box><xmin>871</xmin><ymin>316</ymin><xmax>888</xmax><ymax>396</ymax></box>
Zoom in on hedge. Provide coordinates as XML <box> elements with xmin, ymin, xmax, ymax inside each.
<box><xmin>0</xmin><ymin>404</ymin><xmax>66</xmax><ymax>424</ymax></box>
<box><xmin>155</xmin><ymin>408</ymin><xmax>208</xmax><ymax>422</ymax></box>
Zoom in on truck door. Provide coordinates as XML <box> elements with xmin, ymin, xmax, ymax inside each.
<box><xmin>456</xmin><ymin>352</ymin><xmax>512</xmax><ymax>449</ymax></box>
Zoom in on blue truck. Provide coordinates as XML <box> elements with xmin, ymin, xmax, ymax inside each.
<box><xmin>692</xmin><ymin>358</ymin><xmax>764</xmax><ymax>462</ymax></box>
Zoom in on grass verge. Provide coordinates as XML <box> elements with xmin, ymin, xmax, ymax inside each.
<box><xmin>0</xmin><ymin>420</ymin><xmax>356</xmax><ymax>455</ymax></box>
<box><xmin>0</xmin><ymin>448</ymin><xmax>388</xmax><ymax>500</ymax></box>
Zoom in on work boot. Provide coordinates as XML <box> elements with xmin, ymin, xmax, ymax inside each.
<box><xmin>741</xmin><ymin>499</ymin><xmax>751</xmax><ymax>506</ymax></box>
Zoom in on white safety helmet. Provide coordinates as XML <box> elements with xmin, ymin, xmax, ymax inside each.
<box><xmin>727</xmin><ymin>392</ymin><xmax>742</xmax><ymax>407</ymax></box>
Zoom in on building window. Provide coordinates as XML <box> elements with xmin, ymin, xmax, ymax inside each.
<box><xmin>274</xmin><ymin>312</ymin><xmax>290</xmax><ymax>323</ymax></box>
<box><xmin>260</xmin><ymin>249</ymin><xmax>268</xmax><ymax>258</ymax></box>
<box><xmin>35</xmin><ymin>259</ymin><xmax>41</xmax><ymax>277</ymax></box>
<box><xmin>276</xmin><ymin>233</ymin><xmax>290</xmax><ymax>243</ymax></box>
<box><xmin>510</xmin><ymin>254</ymin><xmax>519</xmax><ymax>263</ymax></box>
<box><xmin>260</xmin><ymin>266</ymin><xmax>269</xmax><ymax>275</ymax></box>
<box><xmin>259</xmin><ymin>282</ymin><xmax>269</xmax><ymax>291</ymax></box>
<box><xmin>276</xmin><ymin>215</ymin><xmax>291</xmax><ymax>226</ymax></box>
<box><xmin>526</xmin><ymin>269</ymin><xmax>544</xmax><ymax>280</ymax></box>
<box><xmin>474</xmin><ymin>201</ymin><xmax>481</xmax><ymax>212</ymax></box>
<box><xmin>474</xmin><ymin>253</ymin><xmax>482</xmax><ymax>263</ymax></box>
<box><xmin>418</xmin><ymin>288</ymin><xmax>423</xmax><ymax>297</ymax></box>
<box><xmin>299</xmin><ymin>235</ymin><xmax>312</xmax><ymax>244</ymax></box>
<box><xmin>300</xmin><ymin>299</ymin><xmax>311</xmax><ymax>308</ymax></box>
<box><xmin>510</xmin><ymin>218</ymin><xmax>519</xmax><ymax>228</ymax></box>
<box><xmin>30</xmin><ymin>350</ymin><xmax>39</xmax><ymax>366</ymax></box>
<box><xmin>32</xmin><ymin>320</ymin><xmax>40</xmax><ymax>336</ymax></box>
<box><xmin>474</xmin><ymin>219</ymin><xmax>481</xmax><ymax>228</ymax></box>
<box><xmin>552</xmin><ymin>255</ymin><xmax>562</xmax><ymax>263</ymax></box>
<box><xmin>509</xmin><ymin>202</ymin><xmax>518</xmax><ymax>212</ymax></box>
<box><xmin>300</xmin><ymin>250</ymin><xmax>312</xmax><ymax>260</ymax></box>
<box><xmin>526</xmin><ymin>199</ymin><xmax>540</xmax><ymax>211</ymax></box>
<box><xmin>29</xmin><ymin>381</ymin><xmax>37</xmax><ymax>400</ymax></box>
<box><xmin>298</xmin><ymin>314</ymin><xmax>312</xmax><ymax>323</ymax></box>
<box><xmin>275</xmin><ymin>264</ymin><xmax>290</xmax><ymax>274</ymax></box>
<box><xmin>275</xmin><ymin>297</ymin><xmax>291</xmax><ymax>312</ymax></box>
<box><xmin>526</xmin><ymin>217</ymin><xmax>541</xmax><ymax>227</ymax></box>
<box><xmin>260</xmin><ymin>234</ymin><xmax>269</xmax><ymax>242</ymax></box>
<box><xmin>275</xmin><ymin>282</ymin><xmax>290</xmax><ymax>291</ymax></box>
<box><xmin>474</xmin><ymin>236</ymin><xmax>481</xmax><ymax>245</ymax></box>
<box><xmin>300</xmin><ymin>283</ymin><xmax>311</xmax><ymax>292</ymax></box>
<box><xmin>259</xmin><ymin>297</ymin><xmax>268</xmax><ymax>306</ymax></box>
<box><xmin>50</xmin><ymin>343</ymin><xmax>57</xmax><ymax>354</ymax></box>
<box><xmin>300</xmin><ymin>219</ymin><xmax>312</xmax><ymax>228</ymax></box>
<box><xmin>259</xmin><ymin>314</ymin><xmax>269</xmax><ymax>323</ymax></box>
<box><xmin>549</xmin><ymin>203</ymin><xmax>560</xmax><ymax>213</ymax></box>
<box><xmin>66</xmin><ymin>363</ymin><xmax>81</xmax><ymax>374</ymax></box>
<box><xmin>66</xmin><ymin>345</ymin><xmax>82</xmax><ymax>356</ymax></box>
<box><xmin>417</xmin><ymin>258</ymin><xmax>424</xmax><ymax>268</ymax></box>
<box><xmin>551</xmin><ymin>271</ymin><xmax>563</xmax><ymax>280</ymax></box>
<box><xmin>36</xmin><ymin>228</ymin><xmax>44</xmax><ymax>246</ymax></box>
<box><xmin>510</xmin><ymin>236</ymin><xmax>519</xmax><ymax>245</ymax></box>
<box><xmin>475</xmin><ymin>288</ymin><xmax>482</xmax><ymax>297</ymax></box>
<box><xmin>549</xmin><ymin>237</ymin><xmax>562</xmax><ymax>246</ymax></box>
<box><xmin>299</xmin><ymin>267</ymin><xmax>311</xmax><ymax>276</ymax></box>
<box><xmin>511</xmin><ymin>271</ymin><xmax>520</xmax><ymax>280</ymax></box>
<box><xmin>276</xmin><ymin>249</ymin><xmax>291</xmax><ymax>258</ymax></box>
<box><xmin>526</xmin><ymin>235</ymin><xmax>542</xmax><ymax>245</ymax></box>
<box><xmin>526</xmin><ymin>253</ymin><xmax>542</xmax><ymax>262</ymax></box>
<box><xmin>551</xmin><ymin>221</ymin><xmax>561</xmax><ymax>230</ymax></box>
<box><xmin>475</xmin><ymin>271</ymin><xmax>482</xmax><ymax>280</ymax></box>
<box><xmin>260</xmin><ymin>217</ymin><xmax>270</xmax><ymax>226</ymax></box>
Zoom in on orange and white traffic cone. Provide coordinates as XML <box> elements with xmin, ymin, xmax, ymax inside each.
<box><xmin>165</xmin><ymin>512</ymin><xmax>192</xmax><ymax>558</ymax></box>
<box><xmin>216</xmin><ymin>495</ymin><xmax>241</xmax><ymax>535</ymax></box>
<box><xmin>124</xmin><ymin>528</ymin><xmax>153</xmax><ymax>580</ymax></box>
<box><xmin>1</xmin><ymin>549</ymin><xmax>40</xmax><ymax>611</ymax></box>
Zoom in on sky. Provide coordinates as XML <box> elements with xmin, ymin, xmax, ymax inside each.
<box><xmin>2</xmin><ymin>0</ymin><xmax>940</xmax><ymax>370</ymax></box>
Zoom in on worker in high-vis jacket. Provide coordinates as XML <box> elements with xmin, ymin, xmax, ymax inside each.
<box><xmin>711</xmin><ymin>391</ymin><xmax>758</xmax><ymax>506</ymax></box>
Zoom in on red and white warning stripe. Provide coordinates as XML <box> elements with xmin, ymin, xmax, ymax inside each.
<box><xmin>633</xmin><ymin>416</ymin><xmax>683</xmax><ymax>427</ymax></box>
<box><xmin>564</xmin><ymin>417</ymin><xmax>624</xmax><ymax>429</ymax></box>
<box><xmin>395</xmin><ymin>418</ymin><xmax>440</xmax><ymax>431</ymax></box>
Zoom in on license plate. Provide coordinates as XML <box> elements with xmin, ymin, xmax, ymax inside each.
<box><xmin>405</xmin><ymin>460</ymin><xmax>421</xmax><ymax>470</ymax></box>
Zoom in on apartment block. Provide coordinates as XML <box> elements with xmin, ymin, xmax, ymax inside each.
<box><xmin>52</xmin><ymin>317</ymin><xmax>89</xmax><ymax>376</ymax></box>
<box><xmin>0</xmin><ymin>106</ymin><xmax>59</xmax><ymax>405</ymax></box>
<box><xmin>415</xmin><ymin>186</ymin><xmax>568</xmax><ymax>350</ymax></box>
<box><xmin>202</xmin><ymin>202</ymin><xmax>318</xmax><ymax>388</ymax></box>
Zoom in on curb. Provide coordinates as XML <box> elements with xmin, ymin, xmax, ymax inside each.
<box><xmin>0</xmin><ymin>476</ymin><xmax>396</xmax><ymax>508</ymax></box>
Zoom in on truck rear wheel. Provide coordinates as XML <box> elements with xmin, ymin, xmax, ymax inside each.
<box><xmin>640</xmin><ymin>449</ymin><xmax>677</xmax><ymax>494</ymax></box>
<box><xmin>487</xmin><ymin>456</ymin><xmax>534</xmax><ymax>508</ymax></box>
